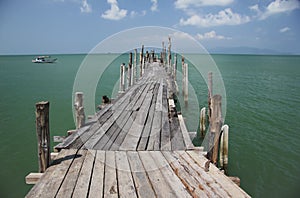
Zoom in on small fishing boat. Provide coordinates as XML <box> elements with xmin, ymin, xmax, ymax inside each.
<box><xmin>32</xmin><ymin>56</ymin><xmax>57</xmax><ymax>63</ymax></box>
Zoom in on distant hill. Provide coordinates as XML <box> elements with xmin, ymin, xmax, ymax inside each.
<box><xmin>208</xmin><ymin>46</ymin><xmax>293</xmax><ymax>55</ymax></box>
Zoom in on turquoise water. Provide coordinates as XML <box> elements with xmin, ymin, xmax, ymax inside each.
<box><xmin>0</xmin><ymin>54</ymin><xmax>299</xmax><ymax>197</ymax></box>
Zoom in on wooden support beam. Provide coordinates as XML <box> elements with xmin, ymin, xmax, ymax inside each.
<box><xmin>134</xmin><ymin>49</ymin><xmax>137</xmax><ymax>83</ymax></box>
<box><xmin>128</xmin><ymin>52</ymin><xmax>132</xmax><ymax>87</ymax></box>
<box><xmin>200</xmin><ymin>107</ymin><xmax>206</xmax><ymax>137</ymax></box>
<box><xmin>183</xmin><ymin>63</ymin><xmax>188</xmax><ymax>104</ymax></box>
<box><xmin>140</xmin><ymin>45</ymin><xmax>144</xmax><ymax>78</ymax></box>
<box><xmin>219</xmin><ymin>124</ymin><xmax>229</xmax><ymax>175</ymax></box>
<box><xmin>119</xmin><ymin>63</ymin><xmax>125</xmax><ymax>93</ymax></box>
<box><xmin>25</xmin><ymin>173</ymin><xmax>44</xmax><ymax>184</ymax></box>
<box><xmin>208</xmin><ymin>72</ymin><xmax>213</xmax><ymax>120</ymax></box>
<box><xmin>74</xmin><ymin>92</ymin><xmax>85</xmax><ymax>129</ymax></box>
<box><xmin>168</xmin><ymin>36</ymin><xmax>172</xmax><ymax>69</ymax></box>
<box><xmin>35</xmin><ymin>101</ymin><xmax>50</xmax><ymax>173</ymax></box>
<box><xmin>207</xmin><ymin>95</ymin><xmax>222</xmax><ymax>165</ymax></box>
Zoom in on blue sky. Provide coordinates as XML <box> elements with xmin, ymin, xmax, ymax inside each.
<box><xmin>0</xmin><ymin>0</ymin><xmax>299</xmax><ymax>54</ymax></box>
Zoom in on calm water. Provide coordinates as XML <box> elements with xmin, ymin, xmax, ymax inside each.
<box><xmin>0</xmin><ymin>54</ymin><xmax>299</xmax><ymax>197</ymax></box>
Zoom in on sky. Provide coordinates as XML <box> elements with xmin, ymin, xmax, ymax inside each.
<box><xmin>0</xmin><ymin>0</ymin><xmax>299</xmax><ymax>55</ymax></box>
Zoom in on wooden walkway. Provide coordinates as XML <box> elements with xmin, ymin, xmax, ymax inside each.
<box><xmin>55</xmin><ymin>62</ymin><xmax>194</xmax><ymax>151</ymax></box>
<box><xmin>26</xmin><ymin>149</ymin><xmax>249</xmax><ymax>198</ymax></box>
<box><xmin>26</xmin><ymin>62</ymin><xmax>250</xmax><ymax>197</ymax></box>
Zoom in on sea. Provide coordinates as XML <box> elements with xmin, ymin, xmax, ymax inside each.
<box><xmin>0</xmin><ymin>54</ymin><xmax>299</xmax><ymax>198</ymax></box>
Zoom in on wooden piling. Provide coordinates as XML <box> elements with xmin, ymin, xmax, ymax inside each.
<box><xmin>208</xmin><ymin>72</ymin><xmax>213</xmax><ymax>120</ymax></box>
<box><xmin>119</xmin><ymin>63</ymin><xmax>125</xmax><ymax>93</ymax></box>
<box><xmin>219</xmin><ymin>124</ymin><xmax>229</xmax><ymax>175</ymax></box>
<box><xmin>140</xmin><ymin>45</ymin><xmax>144</xmax><ymax>78</ymax></box>
<box><xmin>207</xmin><ymin>95</ymin><xmax>222</xmax><ymax>165</ymax></box>
<box><xmin>134</xmin><ymin>49</ymin><xmax>137</xmax><ymax>83</ymax></box>
<box><xmin>128</xmin><ymin>52</ymin><xmax>133</xmax><ymax>87</ymax></box>
<box><xmin>182</xmin><ymin>60</ymin><xmax>188</xmax><ymax>104</ymax></box>
<box><xmin>200</xmin><ymin>107</ymin><xmax>206</xmax><ymax>137</ymax></box>
<box><xmin>173</xmin><ymin>53</ymin><xmax>177</xmax><ymax>81</ymax></box>
<box><xmin>35</xmin><ymin>101</ymin><xmax>50</xmax><ymax>173</ymax></box>
<box><xmin>74</xmin><ymin>92</ymin><xmax>85</xmax><ymax>129</ymax></box>
<box><xmin>168</xmin><ymin>36</ymin><xmax>171</xmax><ymax>69</ymax></box>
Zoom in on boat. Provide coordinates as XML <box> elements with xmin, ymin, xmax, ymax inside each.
<box><xmin>32</xmin><ymin>56</ymin><xmax>57</xmax><ymax>63</ymax></box>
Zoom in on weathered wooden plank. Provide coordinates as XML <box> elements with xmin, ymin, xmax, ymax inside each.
<box><xmin>83</xmin><ymin>109</ymin><xmax>124</xmax><ymax>149</ymax></box>
<box><xmin>102</xmin><ymin>111</ymin><xmax>134</xmax><ymax>150</ymax></box>
<box><xmin>103</xmin><ymin>151</ymin><xmax>118</xmax><ymax>197</ymax></box>
<box><xmin>25</xmin><ymin>173</ymin><xmax>43</xmax><ymax>185</ymax></box>
<box><xmin>186</xmin><ymin>151</ymin><xmax>250</xmax><ymax>198</ymax></box>
<box><xmin>125</xmin><ymin>84</ymin><xmax>147</xmax><ymax>111</ymax></box>
<box><xmin>170</xmin><ymin>112</ymin><xmax>185</xmax><ymax>150</ymax></box>
<box><xmin>115</xmin><ymin>152</ymin><xmax>138</xmax><ymax>198</ymax></box>
<box><xmin>120</xmin><ymin>91</ymin><xmax>154</xmax><ymax>150</ymax></box>
<box><xmin>109</xmin><ymin>111</ymin><xmax>138</xmax><ymax>151</ymax></box>
<box><xmin>174</xmin><ymin>151</ymin><xmax>219</xmax><ymax>197</ymax></box>
<box><xmin>160</xmin><ymin>84</ymin><xmax>171</xmax><ymax>150</ymax></box>
<box><xmin>56</xmin><ymin>150</ymin><xmax>87</xmax><ymax>198</ymax></box>
<box><xmin>26</xmin><ymin>149</ymin><xmax>78</xmax><ymax>198</ymax></box>
<box><xmin>177</xmin><ymin>114</ymin><xmax>194</xmax><ymax>150</ymax></box>
<box><xmin>137</xmin><ymin>83</ymin><xmax>159</xmax><ymax>150</ymax></box>
<box><xmin>150</xmin><ymin>152</ymin><xmax>191</xmax><ymax>197</ymax></box>
<box><xmin>127</xmin><ymin>152</ymin><xmax>156</xmax><ymax>197</ymax></box>
<box><xmin>88</xmin><ymin>151</ymin><xmax>105</xmax><ymax>198</ymax></box>
<box><xmin>162</xmin><ymin>151</ymin><xmax>208</xmax><ymax>198</ymax></box>
<box><xmin>72</xmin><ymin>150</ymin><xmax>96</xmax><ymax>197</ymax></box>
<box><xmin>139</xmin><ymin>151</ymin><xmax>175</xmax><ymax>197</ymax></box>
<box><xmin>147</xmin><ymin>110</ymin><xmax>161</xmax><ymax>150</ymax></box>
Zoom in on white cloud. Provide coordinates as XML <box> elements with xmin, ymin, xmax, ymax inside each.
<box><xmin>102</xmin><ymin>0</ymin><xmax>127</xmax><ymax>20</ymax></box>
<box><xmin>130</xmin><ymin>10</ymin><xmax>147</xmax><ymax>18</ymax></box>
<box><xmin>175</xmin><ymin>0</ymin><xmax>234</xmax><ymax>9</ymax></box>
<box><xmin>180</xmin><ymin>8</ymin><xmax>250</xmax><ymax>27</ymax></box>
<box><xmin>151</xmin><ymin>0</ymin><xmax>158</xmax><ymax>11</ymax></box>
<box><xmin>196</xmin><ymin>31</ymin><xmax>231</xmax><ymax>40</ymax></box>
<box><xmin>249</xmin><ymin>4</ymin><xmax>261</xmax><ymax>13</ymax></box>
<box><xmin>260</xmin><ymin>0</ymin><xmax>300</xmax><ymax>19</ymax></box>
<box><xmin>280</xmin><ymin>27</ymin><xmax>291</xmax><ymax>33</ymax></box>
<box><xmin>80</xmin><ymin>0</ymin><xmax>92</xmax><ymax>13</ymax></box>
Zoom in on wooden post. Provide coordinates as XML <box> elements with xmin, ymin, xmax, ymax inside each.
<box><xmin>35</xmin><ymin>101</ymin><xmax>50</xmax><ymax>173</ymax></box>
<box><xmin>219</xmin><ymin>124</ymin><xmax>229</xmax><ymax>175</ymax></box>
<box><xmin>134</xmin><ymin>49</ymin><xmax>137</xmax><ymax>83</ymax></box>
<box><xmin>140</xmin><ymin>45</ymin><xmax>144</xmax><ymax>78</ymax></box>
<box><xmin>207</xmin><ymin>94</ymin><xmax>222</xmax><ymax>165</ymax></box>
<box><xmin>119</xmin><ymin>63</ymin><xmax>125</xmax><ymax>93</ymax></box>
<box><xmin>128</xmin><ymin>52</ymin><xmax>132</xmax><ymax>87</ymax></box>
<box><xmin>74</xmin><ymin>92</ymin><xmax>85</xmax><ymax>129</ymax></box>
<box><xmin>168</xmin><ymin>36</ymin><xmax>171</xmax><ymax>69</ymax></box>
<box><xmin>142</xmin><ymin>56</ymin><xmax>145</xmax><ymax>75</ymax></box>
<box><xmin>208</xmin><ymin>72</ymin><xmax>213</xmax><ymax>120</ymax></box>
<box><xmin>200</xmin><ymin>107</ymin><xmax>206</xmax><ymax>137</ymax></box>
<box><xmin>151</xmin><ymin>50</ymin><xmax>155</xmax><ymax>63</ymax></box>
<box><xmin>183</xmin><ymin>63</ymin><xmax>188</xmax><ymax>104</ymax></box>
<box><xmin>173</xmin><ymin>53</ymin><xmax>177</xmax><ymax>81</ymax></box>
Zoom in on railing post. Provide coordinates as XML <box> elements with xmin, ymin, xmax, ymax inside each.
<box><xmin>35</xmin><ymin>101</ymin><xmax>50</xmax><ymax>173</ymax></box>
<box><xmin>74</xmin><ymin>92</ymin><xmax>85</xmax><ymax>129</ymax></box>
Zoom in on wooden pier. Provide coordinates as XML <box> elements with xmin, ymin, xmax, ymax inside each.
<box><xmin>26</xmin><ymin>46</ymin><xmax>250</xmax><ymax>197</ymax></box>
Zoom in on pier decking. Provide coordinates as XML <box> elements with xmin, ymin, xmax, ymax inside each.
<box><xmin>55</xmin><ymin>62</ymin><xmax>193</xmax><ymax>151</ymax></box>
<box><xmin>26</xmin><ymin>58</ymin><xmax>250</xmax><ymax>197</ymax></box>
